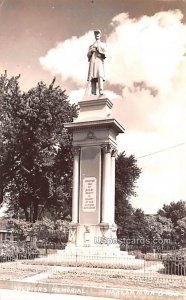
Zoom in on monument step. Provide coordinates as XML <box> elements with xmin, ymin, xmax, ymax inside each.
<box><xmin>58</xmin><ymin>249</ymin><xmax>136</xmax><ymax>259</ymax></box>
<box><xmin>41</xmin><ymin>249</ymin><xmax>144</xmax><ymax>269</ymax></box>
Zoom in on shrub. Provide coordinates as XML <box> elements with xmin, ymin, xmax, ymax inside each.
<box><xmin>0</xmin><ymin>241</ymin><xmax>18</xmax><ymax>262</ymax></box>
<box><xmin>0</xmin><ymin>241</ymin><xmax>40</xmax><ymax>262</ymax></box>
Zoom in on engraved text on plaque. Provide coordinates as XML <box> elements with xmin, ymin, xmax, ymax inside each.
<box><xmin>82</xmin><ymin>177</ymin><xmax>96</xmax><ymax>212</ymax></box>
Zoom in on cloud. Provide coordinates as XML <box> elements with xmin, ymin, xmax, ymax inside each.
<box><xmin>107</xmin><ymin>10</ymin><xmax>186</xmax><ymax>90</ymax></box>
<box><xmin>116</xmin><ymin>56</ymin><xmax>186</xmax><ymax>213</ymax></box>
<box><xmin>40</xmin><ymin>10</ymin><xmax>186</xmax><ymax>98</ymax></box>
<box><xmin>40</xmin><ymin>10</ymin><xmax>186</xmax><ymax>130</ymax></box>
<box><xmin>40</xmin><ymin>10</ymin><xmax>186</xmax><ymax>213</ymax></box>
<box><xmin>39</xmin><ymin>32</ymin><xmax>93</xmax><ymax>86</ymax></box>
<box><xmin>68</xmin><ymin>88</ymin><xmax>85</xmax><ymax>104</ymax></box>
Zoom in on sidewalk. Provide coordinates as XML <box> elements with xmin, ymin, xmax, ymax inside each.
<box><xmin>0</xmin><ymin>286</ymin><xmax>185</xmax><ymax>300</ymax></box>
<box><xmin>0</xmin><ymin>289</ymin><xmax>111</xmax><ymax>300</ymax></box>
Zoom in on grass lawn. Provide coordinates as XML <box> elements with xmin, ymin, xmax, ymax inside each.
<box><xmin>41</xmin><ymin>267</ymin><xmax>186</xmax><ymax>292</ymax></box>
<box><xmin>0</xmin><ymin>258</ymin><xmax>185</xmax><ymax>294</ymax></box>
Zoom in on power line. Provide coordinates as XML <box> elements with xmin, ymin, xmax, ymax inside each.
<box><xmin>137</xmin><ymin>141</ymin><xmax>186</xmax><ymax>159</ymax></box>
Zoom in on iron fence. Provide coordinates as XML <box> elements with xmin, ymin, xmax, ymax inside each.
<box><xmin>0</xmin><ymin>241</ymin><xmax>185</xmax><ymax>284</ymax></box>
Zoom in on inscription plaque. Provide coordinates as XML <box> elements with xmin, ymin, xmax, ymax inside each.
<box><xmin>82</xmin><ymin>177</ymin><xmax>96</xmax><ymax>211</ymax></box>
<box><xmin>79</xmin><ymin>146</ymin><xmax>101</xmax><ymax>224</ymax></box>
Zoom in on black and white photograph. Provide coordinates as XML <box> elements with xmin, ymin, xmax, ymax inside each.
<box><xmin>0</xmin><ymin>0</ymin><xmax>186</xmax><ymax>299</ymax></box>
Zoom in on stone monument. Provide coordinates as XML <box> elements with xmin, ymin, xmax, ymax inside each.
<box><xmin>64</xmin><ymin>30</ymin><xmax>126</xmax><ymax>256</ymax></box>
<box><xmin>42</xmin><ymin>30</ymin><xmax>144</xmax><ymax>269</ymax></box>
<box><xmin>64</xmin><ymin>101</ymin><xmax>124</xmax><ymax>255</ymax></box>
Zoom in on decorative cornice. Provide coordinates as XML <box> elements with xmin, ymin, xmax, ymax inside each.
<box><xmin>64</xmin><ymin>118</ymin><xmax>125</xmax><ymax>134</ymax></box>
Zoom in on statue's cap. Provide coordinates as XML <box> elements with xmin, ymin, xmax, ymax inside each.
<box><xmin>94</xmin><ymin>29</ymin><xmax>101</xmax><ymax>34</ymax></box>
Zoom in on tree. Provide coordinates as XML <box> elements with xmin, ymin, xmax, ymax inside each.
<box><xmin>144</xmin><ymin>214</ymin><xmax>174</xmax><ymax>251</ymax></box>
<box><xmin>132</xmin><ymin>208</ymin><xmax>148</xmax><ymax>239</ymax></box>
<box><xmin>158</xmin><ymin>200</ymin><xmax>186</xmax><ymax>244</ymax></box>
<box><xmin>158</xmin><ymin>200</ymin><xmax>186</xmax><ymax>227</ymax></box>
<box><xmin>0</xmin><ymin>72</ymin><xmax>77</xmax><ymax>222</ymax></box>
<box><xmin>6</xmin><ymin>217</ymin><xmax>69</xmax><ymax>244</ymax></box>
<box><xmin>1</xmin><ymin>72</ymin><xmax>143</xmax><ymax>232</ymax></box>
<box><xmin>177</xmin><ymin>217</ymin><xmax>186</xmax><ymax>245</ymax></box>
<box><xmin>115</xmin><ymin>152</ymin><xmax>142</xmax><ymax>238</ymax></box>
<box><xmin>0</xmin><ymin>73</ymin><xmax>22</xmax><ymax>205</ymax></box>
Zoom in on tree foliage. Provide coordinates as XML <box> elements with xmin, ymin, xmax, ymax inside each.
<box><xmin>158</xmin><ymin>200</ymin><xmax>186</xmax><ymax>226</ymax></box>
<box><xmin>0</xmin><ymin>72</ymin><xmax>77</xmax><ymax>222</ymax></box>
<box><xmin>0</xmin><ymin>72</ymin><xmax>145</xmax><ymax>241</ymax></box>
<box><xmin>6</xmin><ymin>217</ymin><xmax>69</xmax><ymax>243</ymax></box>
<box><xmin>158</xmin><ymin>200</ymin><xmax>186</xmax><ymax>244</ymax></box>
<box><xmin>145</xmin><ymin>214</ymin><xmax>174</xmax><ymax>241</ymax></box>
<box><xmin>115</xmin><ymin>152</ymin><xmax>143</xmax><ymax>238</ymax></box>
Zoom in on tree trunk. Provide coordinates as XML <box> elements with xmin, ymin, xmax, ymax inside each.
<box><xmin>33</xmin><ymin>202</ymin><xmax>38</xmax><ymax>223</ymax></box>
<box><xmin>24</xmin><ymin>208</ymin><xmax>29</xmax><ymax>221</ymax></box>
<box><xmin>0</xmin><ymin>186</ymin><xmax>3</xmax><ymax>204</ymax></box>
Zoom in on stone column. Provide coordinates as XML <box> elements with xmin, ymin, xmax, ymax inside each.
<box><xmin>101</xmin><ymin>144</ymin><xmax>112</xmax><ymax>224</ymax></box>
<box><xmin>72</xmin><ymin>147</ymin><xmax>80</xmax><ymax>223</ymax></box>
<box><xmin>111</xmin><ymin>148</ymin><xmax>117</xmax><ymax>224</ymax></box>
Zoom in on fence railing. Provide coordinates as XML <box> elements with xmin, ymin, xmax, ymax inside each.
<box><xmin>0</xmin><ymin>241</ymin><xmax>185</xmax><ymax>280</ymax></box>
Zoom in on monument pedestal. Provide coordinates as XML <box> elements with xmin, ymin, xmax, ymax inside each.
<box><xmin>64</xmin><ymin>96</ymin><xmax>124</xmax><ymax>255</ymax></box>
<box><xmin>63</xmin><ymin>95</ymin><xmax>144</xmax><ymax>268</ymax></box>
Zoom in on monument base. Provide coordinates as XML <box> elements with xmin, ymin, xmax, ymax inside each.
<box><xmin>49</xmin><ymin>247</ymin><xmax>143</xmax><ymax>269</ymax></box>
<box><xmin>66</xmin><ymin>222</ymin><xmax>120</xmax><ymax>249</ymax></box>
<box><xmin>59</xmin><ymin>223</ymin><xmax>141</xmax><ymax>267</ymax></box>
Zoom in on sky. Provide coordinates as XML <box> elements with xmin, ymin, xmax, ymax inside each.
<box><xmin>0</xmin><ymin>0</ymin><xmax>186</xmax><ymax>214</ymax></box>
